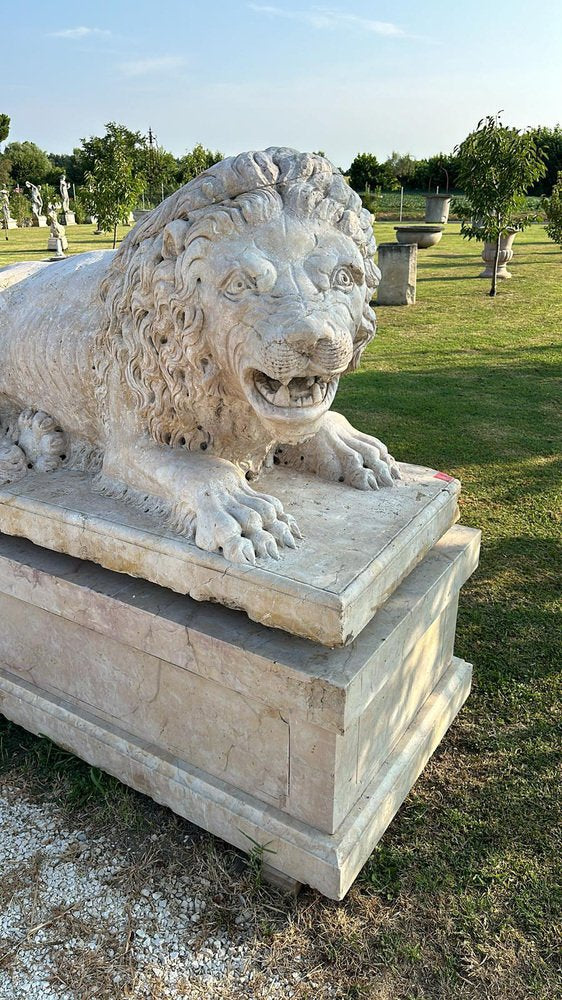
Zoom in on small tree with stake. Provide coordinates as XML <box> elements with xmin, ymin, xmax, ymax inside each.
<box><xmin>455</xmin><ymin>113</ymin><xmax>546</xmax><ymax>296</ymax></box>
<box><xmin>82</xmin><ymin>123</ymin><xmax>146</xmax><ymax>248</ymax></box>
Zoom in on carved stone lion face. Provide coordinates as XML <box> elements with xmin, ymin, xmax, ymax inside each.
<box><xmin>197</xmin><ymin>214</ymin><xmax>367</xmax><ymax>443</ymax></box>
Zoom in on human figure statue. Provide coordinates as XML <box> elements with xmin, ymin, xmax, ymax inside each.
<box><xmin>1</xmin><ymin>189</ymin><xmax>10</xmax><ymax>239</ymax></box>
<box><xmin>59</xmin><ymin>175</ymin><xmax>70</xmax><ymax>214</ymax></box>
<box><xmin>25</xmin><ymin>181</ymin><xmax>43</xmax><ymax>220</ymax></box>
<box><xmin>47</xmin><ymin>202</ymin><xmax>68</xmax><ymax>251</ymax></box>
<box><xmin>1</xmin><ymin>189</ymin><xmax>10</xmax><ymax>227</ymax></box>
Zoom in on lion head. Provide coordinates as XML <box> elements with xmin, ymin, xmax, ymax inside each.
<box><xmin>100</xmin><ymin>148</ymin><xmax>379</xmax><ymax>468</ymax></box>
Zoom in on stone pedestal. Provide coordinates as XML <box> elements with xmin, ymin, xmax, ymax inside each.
<box><xmin>0</xmin><ymin>461</ymin><xmax>479</xmax><ymax>898</ymax></box>
<box><xmin>48</xmin><ymin>234</ymin><xmax>68</xmax><ymax>252</ymax></box>
<box><xmin>3</xmin><ymin>219</ymin><xmax>17</xmax><ymax>230</ymax></box>
<box><xmin>0</xmin><ymin>464</ymin><xmax>461</xmax><ymax>647</ymax></box>
<box><xmin>32</xmin><ymin>215</ymin><xmax>47</xmax><ymax>228</ymax></box>
<box><xmin>377</xmin><ymin>243</ymin><xmax>417</xmax><ymax>305</ymax></box>
<box><xmin>62</xmin><ymin>211</ymin><xmax>76</xmax><ymax>226</ymax></box>
<box><xmin>425</xmin><ymin>194</ymin><xmax>452</xmax><ymax>224</ymax></box>
<box><xmin>0</xmin><ymin>521</ymin><xmax>479</xmax><ymax>898</ymax></box>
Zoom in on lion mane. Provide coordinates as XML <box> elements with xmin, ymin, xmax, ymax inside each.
<box><xmin>98</xmin><ymin>147</ymin><xmax>379</xmax><ymax>453</ymax></box>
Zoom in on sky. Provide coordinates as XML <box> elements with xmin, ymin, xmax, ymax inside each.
<box><xmin>3</xmin><ymin>0</ymin><xmax>562</xmax><ymax>167</ymax></box>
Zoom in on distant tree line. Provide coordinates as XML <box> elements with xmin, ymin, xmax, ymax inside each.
<box><xmin>1</xmin><ymin>113</ymin><xmax>560</xmax><ymax>234</ymax></box>
<box><xmin>345</xmin><ymin>128</ymin><xmax>562</xmax><ymax>195</ymax></box>
<box><xmin>0</xmin><ymin>116</ymin><xmax>223</xmax><ymax>225</ymax></box>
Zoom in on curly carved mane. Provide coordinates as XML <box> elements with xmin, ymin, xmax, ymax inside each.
<box><xmin>99</xmin><ymin>148</ymin><xmax>379</xmax><ymax>450</ymax></box>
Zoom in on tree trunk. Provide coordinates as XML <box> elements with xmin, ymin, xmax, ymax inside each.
<box><xmin>112</xmin><ymin>223</ymin><xmax>117</xmax><ymax>250</ymax></box>
<box><xmin>489</xmin><ymin>232</ymin><xmax>501</xmax><ymax>297</ymax></box>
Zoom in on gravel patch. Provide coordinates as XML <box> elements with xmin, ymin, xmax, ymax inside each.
<box><xmin>0</xmin><ymin>788</ymin><xmax>305</xmax><ymax>999</ymax></box>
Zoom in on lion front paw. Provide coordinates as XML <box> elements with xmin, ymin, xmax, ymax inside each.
<box><xmin>277</xmin><ymin>412</ymin><xmax>400</xmax><ymax>490</ymax></box>
<box><xmin>178</xmin><ymin>476</ymin><xmax>302</xmax><ymax>565</ymax></box>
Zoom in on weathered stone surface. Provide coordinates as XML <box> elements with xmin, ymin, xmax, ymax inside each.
<box><xmin>0</xmin><ymin>652</ymin><xmax>472</xmax><ymax>898</ymax></box>
<box><xmin>377</xmin><ymin>243</ymin><xmax>417</xmax><ymax>305</ymax></box>
<box><xmin>425</xmin><ymin>194</ymin><xmax>452</xmax><ymax>224</ymax></box>
<box><xmin>0</xmin><ymin>463</ymin><xmax>461</xmax><ymax>645</ymax></box>
<box><xmin>1</xmin><ymin>149</ymin><xmax>403</xmax><ymax>573</ymax></box>
<box><xmin>0</xmin><ymin>523</ymin><xmax>479</xmax><ymax>841</ymax></box>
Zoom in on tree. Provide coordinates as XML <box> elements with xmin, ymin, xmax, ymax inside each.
<box><xmin>140</xmin><ymin>132</ymin><xmax>179</xmax><ymax>205</ymax></box>
<box><xmin>529</xmin><ymin>125</ymin><xmax>562</xmax><ymax>195</ymax></box>
<box><xmin>543</xmin><ymin>170</ymin><xmax>562</xmax><ymax>247</ymax></box>
<box><xmin>4</xmin><ymin>141</ymin><xmax>52</xmax><ymax>187</ymax></box>
<box><xmin>348</xmin><ymin>153</ymin><xmax>399</xmax><ymax>192</ymax></box>
<box><xmin>0</xmin><ymin>113</ymin><xmax>10</xmax><ymax>148</ymax></box>
<box><xmin>385</xmin><ymin>151</ymin><xmax>416</xmax><ymax>187</ymax></box>
<box><xmin>455</xmin><ymin>114</ymin><xmax>546</xmax><ymax>296</ymax></box>
<box><xmin>82</xmin><ymin>123</ymin><xmax>146</xmax><ymax>248</ymax></box>
<box><xmin>177</xmin><ymin>143</ymin><xmax>222</xmax><ymax>185</ymax></box>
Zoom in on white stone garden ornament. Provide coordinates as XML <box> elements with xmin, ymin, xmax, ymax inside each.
<box><xmin>0</xmin><ymin>148</ymin><xmax>399</xmax><ymax>564</ymax></box>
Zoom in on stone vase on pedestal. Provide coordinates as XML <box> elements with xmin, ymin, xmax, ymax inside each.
<box><xmin>480</xmin><ymin>230</ymin><xmax>517</xmax><ymax>279</ymax></box>
<box><xmin>425</xmin><ymin>194</ymin><xmax>452</xmax><ymax>225</ymax></box>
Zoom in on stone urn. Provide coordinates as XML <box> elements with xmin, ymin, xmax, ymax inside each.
<box><xmin>395</xmin><ymin>225</ymin><xmax>443</xmax><ymax>249</ymax></box>
<box><xmin>479</xmin><ymin>230</ymin><xmax>517</xmax><ymax>279</ymax></box>
<box><xmin>425</xmin><ymin>194</ymin><xmax>452</xmax><ymax>224</ymax></box>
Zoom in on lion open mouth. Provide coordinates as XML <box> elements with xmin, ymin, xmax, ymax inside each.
<box><xmin>248</xmin><ymin>371</ymin><xmax>339</xmax><ymax>416</ymax></box>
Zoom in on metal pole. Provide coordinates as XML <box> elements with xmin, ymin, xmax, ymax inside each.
<box><xmin>399</xmin><ymin>186</ymin><xmax>404</xmax><ymax>222</ymax></box>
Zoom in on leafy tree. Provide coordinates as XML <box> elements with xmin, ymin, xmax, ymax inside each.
<box><xmin>529</xmin><ymin>125</ymin><xmax>562</xmax><ymax>195</ymax></box>
<box><xmin>348</xmin><ymin>153</ymin><xmax>399</xmax><ymax>192</ymax></box>
<box><xmin>543</xmin><ymin>170</ymin><xmax>562</xmax><ymax>247</ymax></box>
<box><xmin>0</xmin><ymin>113</ymin><xmax>10</xmax><ymax>147</ymax></box>
<box><xmin>4</xmin><ymin>141</ymin><xmax>52</xmax><ymax>187</ymax></box>
<box><xmin>81</xmin><ymin>123</ymin><xmax>146</xmax><ymax>248</ymax></box>
<box><xmin>0</xmin><ymin>152</ymin><xmax>11</xmax><ymax>188</ymax></box>
<box><xmin>385</xmin><ymin>151</ymin><xmax>416</xmax><ymax>187</ymax></box>
<box><xmin>455</xmin><ymin>113</ymin><xmax>546</xmax><ymax>296</ymax></box>
<box><xmin>9</xmin><ymin>191</ymin><xmax>32</xmax><ymax>226</ymax></box>
<box><xmin>140</xmin><ymin>143</ymin><xmax>178</xmax><ymax>205</ymax></box>
<box><xmin>47</xmin><ymin>148</ymin><xmax>88</xmax><ymax>188</ymax></box>
<box><xmin>177</xmin><ymin>143</ymin><xmax>222</xmax><ymax>185</ymax></box>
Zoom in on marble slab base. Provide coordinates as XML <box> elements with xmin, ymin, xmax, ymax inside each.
<box><xmin>0</xmin><ymin>463</ymin><xmax>460</xmax><ymax>646</ymax></box>
<box><xmin>0</xmin><ymin>524</ymin><xmax>478</xmax><ymax>896</ymax></box>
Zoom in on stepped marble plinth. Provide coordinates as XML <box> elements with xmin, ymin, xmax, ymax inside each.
<box><xmin>0</xmin><ymin>463</ymin><xmax>459</xmax><ymax>647</ymax></box>
<box><xmin>0</xmin><ymin>523</ymin><xmax>479</xmax><ymax>898</ymax></box>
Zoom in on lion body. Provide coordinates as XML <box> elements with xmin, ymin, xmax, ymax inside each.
<box><xmin>0</xmin><ymin>252</ymin><xmax>109</xmax><ymax>444</ymax></box>
<box><xmin>0</xmin><ymin>149</ymin><xmax>398</xmax><ymax>563</ymax></box>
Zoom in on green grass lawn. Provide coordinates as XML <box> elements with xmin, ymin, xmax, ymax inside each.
<box><xmin>1</xmin><ymin>223</ymin><xmax>561</xmax><ymax>999</ymax></box>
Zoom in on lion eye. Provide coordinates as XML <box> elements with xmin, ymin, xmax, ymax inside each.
<box><xmin>223</xmin><ymin>272</ymin><xmax>254</xmax><ymax>298</ymax></box>
<box><xmin>332</xmin><ymin>266</ymin><xmax>354</xmax><ymax>290</ymax></box>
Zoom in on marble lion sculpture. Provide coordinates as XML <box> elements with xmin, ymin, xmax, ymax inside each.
<box><xmin>0</xmin><ymin>147</ymin><xmax>399</xmax><ymax>564</ymax></box>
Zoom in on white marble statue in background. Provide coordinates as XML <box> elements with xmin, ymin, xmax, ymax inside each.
<box><xmin>25</xmin><ymin>181</ymin><xmax>43</xmax><ymax>220</ymax></box>
<box><xmin>47</xmin><ymin>202</ymin><xmax>68</xmax><ymax>251</ymax></box>
<box><xmin>1</xmin><ymin>189</ymin><xmax>10</xmax><ymax>228</ymax></box>
<box><xmin>0</xmin><ymin>148</ymin><xmax>399</xmax><ymax>564</ymax></box>
<box><xmin>59</xmin><ymin>175</ymin><xmax>71</xmax><ymax>214</ymax></box>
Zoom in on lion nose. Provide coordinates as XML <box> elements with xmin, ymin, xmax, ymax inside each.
<box><xmin>285</xmin><ymin>319</ymin><xmax>335</xmax><ymax>356</ymax></box>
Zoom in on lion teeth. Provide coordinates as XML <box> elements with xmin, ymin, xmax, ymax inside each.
<box><xmin>311</xmin><ymin>383</ymin><xmax>323</xmax><ymax>403</ymax></box>
<box><xmin>274</xmin><ymin>385</ymin><xmax>291</xmax><ymax>406</ymax></box>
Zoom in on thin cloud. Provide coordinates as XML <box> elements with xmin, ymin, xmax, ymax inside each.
<box><xmin>120</xmin><ymin>55</ymin><xmax>187</xmax><ymax>77</ymax></box>
<box><xmin>248</xmin><ymin>4</ymin><xmax>404</xmax><ymax>36</ymax></box>
<box><xmin>48</xmin><ymin>26</ymin><xmax>111</xmax><ymax>39</ymax></box>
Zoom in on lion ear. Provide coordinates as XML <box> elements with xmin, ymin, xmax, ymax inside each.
<box><xmin>162</xmin><ymin>220</ymin><xmax>189</xmax><ymax>259</ymax></box>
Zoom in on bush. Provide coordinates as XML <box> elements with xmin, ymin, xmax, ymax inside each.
<box><xmin>543</xmin><ymin>171</ymin><xmax>562</xmax><ymax>246</ymax></box>
<box><xmin>9</xmin><ymin>191</ymin><xmax>32</xmax><ymax>226</ymax></box>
